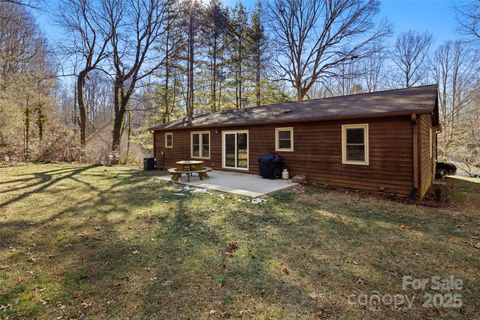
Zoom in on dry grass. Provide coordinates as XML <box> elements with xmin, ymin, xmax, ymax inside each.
<box><xmin>0</xmin><ymin>164</ymin><xmax>479</xmax><ymax>319</ymax></box>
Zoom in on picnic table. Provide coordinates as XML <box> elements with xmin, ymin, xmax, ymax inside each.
<box><xmin>168</xmin><ymin>160</ymin><xmax>212</xmax><ymax>182</ymax></box>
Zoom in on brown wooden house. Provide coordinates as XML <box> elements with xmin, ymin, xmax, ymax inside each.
<box><xmin>150</xmin><ymin>85</ymin><xmax>440</xmax><ymax>199</ymax></box>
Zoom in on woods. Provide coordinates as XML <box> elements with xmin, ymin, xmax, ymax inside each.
<box><xmin>0</xmin><ymin>0</ymin><xmax>479</xmax><ymax>173</ymax></box>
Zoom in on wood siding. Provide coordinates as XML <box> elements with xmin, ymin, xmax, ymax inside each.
<box><xmin>154</xmin><ymin>116</ymin><xmax>419</xmax><ymax>197</ymax></box>
<box><xmin>418</xmin><ymin>113</ymin><xmax>435</xmax><ymax>199</ymax></box>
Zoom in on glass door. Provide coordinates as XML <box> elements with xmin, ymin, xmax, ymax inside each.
<box><xmin>222</xmin><ymin>130</ymin><xmax>249</xmax><ymax>170</ymax></box>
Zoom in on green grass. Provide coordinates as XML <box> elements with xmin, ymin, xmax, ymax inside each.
<box><xmin>0</xmin><ymin>164</ymin><xmax>479</xmax><ymax>319</ymax></box>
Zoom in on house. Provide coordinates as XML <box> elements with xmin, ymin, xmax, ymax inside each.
<box><xmin>150</xmin><ymin>85</ymin><xmax>440</xmax><ymax>199</ymax></box>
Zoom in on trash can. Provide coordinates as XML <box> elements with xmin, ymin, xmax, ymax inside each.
<box><xmin>143</xmin><ymin>157</ymin><xmax>156</xmax><ymax>170</ymax></box>
<box><xmin>258</xmin><ymin>153</ymin><xmax>283</xmax><ymax>179</ymax></box>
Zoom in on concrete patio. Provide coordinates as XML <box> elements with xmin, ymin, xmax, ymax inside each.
<box><xmin>157</xmin><ymin>170</ymin><xmax>296</xmax><ymax>197</ymax></box>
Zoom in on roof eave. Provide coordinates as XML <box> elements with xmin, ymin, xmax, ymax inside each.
<box><xmin>150</xmin><ymin>108</ymin><xmax>434</xmax><ymax>131</ymax></box>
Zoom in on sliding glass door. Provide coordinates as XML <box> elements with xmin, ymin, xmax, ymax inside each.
<box><xmin>222</xmin><ymin>130</ymin><xmax>249</xmax><ymax>170</ymax></box>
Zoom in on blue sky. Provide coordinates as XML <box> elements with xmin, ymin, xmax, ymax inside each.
<box><xmin>379</xmin><ymin>0</ymin><xmax>458</xmax><ymax>45</ymax></box>
<box><xmin>34</xmin><ymin>0</ymin><xmax>460</xmax><ymax>54</ymax></box>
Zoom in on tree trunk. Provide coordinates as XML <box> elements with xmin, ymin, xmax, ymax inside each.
<box><xmin>238</xmin><ymin>46</ymin><xmax>242</xmax><ymax>108</ymax></box>
<box><xmin>187</xmin><ymin>10</ymin><xmax>194</xmax><ymax>120</ymax></box>
<box><xmin>36</xmin><ymin>105</ymin><xmax>44</xmax><ymax>141</ymax></box>
<box><xmin>77</xmin><ymin>71</ymin><xmax>88</xmax><ymax>146</ymax></box>
<box><xmin>112</xmin><ymin>80</ymin><xmax>125</xmax><ymax>154</ymax></box>
<box><xmin>24</xmin><ymin>103</ymin><xmax>30</xmax><ymax>160</ymax></box>
<box><xmin>163</xmin><ymin>28</ymin><xmax>170</xmax><ymax>124</ymax></box>
<box><xmin>211</xmin><ymin>37</ymin><xmax>217</xmax><ymax>112</ymax></box>
<box><xmin>255</xmin><ymin>50</ymin><xmax>261</xmax><ymax>107</ymax></box>
<box><xmin>296</xmin><ymin>83</ymin><xmax>304</xmax><ymax>101</ymax></box>
<box><xmin>126</xmin><ymin>110</ymin><xmax>131</xmax><ymax>162</ymax></box>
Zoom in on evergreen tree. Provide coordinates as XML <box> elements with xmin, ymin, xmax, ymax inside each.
<box><xmin>227</xmin><ymin>3</ymin><xmax>249</xmax><ymax>109</ymax></box>
<box><xmin>202</xmin><ymin>0</ymin><xmax>228</xmax><ymax>112</ymax></box>
<box><xmin>247</xmin><ymin>0</ymin><xmax>268</xmax><ymax>107</ymax></box>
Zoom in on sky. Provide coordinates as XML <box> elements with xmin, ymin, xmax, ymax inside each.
<box><xmin>33</xmin><ymin>0</ymin><xmax>461</xmax><ymax>63</ymax></box>
<box><xmin>220</xmin><ymin>0</ymin><xmax>460</xmax><ymax>46</ymax></box>
<box><xmin>35</xmin><ymin>0</ymin><xmax>460</xmax><ymax>46</ymax></box>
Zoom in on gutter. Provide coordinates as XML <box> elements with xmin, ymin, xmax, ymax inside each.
<box><xmin>411</xmin><ymin>113</ymin><xmax>419</xmax><ymax>199</ymax></box>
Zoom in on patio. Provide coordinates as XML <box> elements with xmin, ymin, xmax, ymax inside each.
<box><xmin>157</xmin><ymin>170</ymin><xmax>297</xmax><ymax>197</ymax></box>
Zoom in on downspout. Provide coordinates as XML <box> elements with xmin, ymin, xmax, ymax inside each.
<box><xmin>411</xmin><ymin>113</ymin><xmax>419</xmax><ymax>200</ymax></box>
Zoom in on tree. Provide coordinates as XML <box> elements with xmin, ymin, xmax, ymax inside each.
<box><xmin>156</xmin><ymin>0</ymin><xmax>181</xmax><ymax>122</ymax></box>
<box><xmin>248</xmin><ymin>0</ymin><xmax>268</xmax><ymax>107</ymax></box>
<box><xmin>57</xmin><ymin>0</ymin><xmax>111</xmax><ymax>147</ymax></box>
<box><xmin>203</xmin><ymin>0</ymin><xmax>228</xmax><ymax>112</ymax></box>
<box><xmin>360</xmin><ymin>44</ymin><xmax>387</xmax><ymax>92</ymax></box>
<box><xmin>227</xmin><ymin>3</ymin><xmax>249</xmax><ymax>108</ymax></box>
<box><xmin>456</xmin><ymin>0</ymin><xmax>480</xmax><ymax>42</ymax></box>
<box><xmin>100</xmin><ymin>0</ymin><xmax>170</xmax><ymax>154</ymax></box>
<box><xmin>448</xmin><ymin>86</ymin><xmax>480</xmax><ymax>176</ymax></box>
<box><xmin>0</xmin><ymin>2</ymin><xmax>57</xmax><ymax>159</ymax></box>
<box><xmin>83</xmin><ymin>70</ymin><xmax>113</xmax><ymax>131</ymax></box>
<box><xmin>432</xmin><ymin>40</ymin><xmax>478</xmax><ymax>157</ymax></box>
<box><xmin>268</xmin><ymin>0</ymin><xmax>389</xmax><ymax>101</ymax></box>
<box><xmin>391</xmin><ymin>31</ymin><xmax>433</xmax><ymax>88</ymax></box>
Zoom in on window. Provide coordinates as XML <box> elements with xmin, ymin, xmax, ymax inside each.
<box><xmin>342</xmin><ymin>124</ymin><xmax>369</xmax><ymax>165</ymax></box>
<box><xmin>275</xmin><ymin>127</ymin><xmax>294</xmax><ymax>152</ymax></box>
<box><xmin>165</xmin><ymin>132</ymin><xmax>173</xmax><ymax>148</ymax></box>
<box><xmin>191</xmin><ymin>131</ymin><xmax>210</xmax><ymax>159</ymax></box>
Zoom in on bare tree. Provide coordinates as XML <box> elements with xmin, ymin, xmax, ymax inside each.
<box><xmin>456</xmin><ymin>0</ymin><xmax>480</xmax><ymax>42</ymax></box>
<box><xmin>0</xmin><ymin>0</ymin><xmax>37</xmax><ymax>8</ymax></box>
<box><xmin>448</xmin><ymin>85</ymin><xmax>480</xmax><ymax>176</ymax></box>
<box><xmin>57</xmin><ymin>0</ymin><xmax>111</xmax><ymax>148</ymax></box>
<box><xmin>391</xmin><ymin>30</ymin><xmax>433</xmax><ymax>88</ymax></box>
<box><xmin>432</xmin><ymin>40</ymin><xmax>478</xmax><ymax>157</ymax></box>
<box><xmin>267</xmin><ymin>0</ymin><xmax>390</xmax><ymax>101</ymax></box>
<box><xmin>0</xmin><ymin>2</ymin><xmax>55</xmax><ymax>159</ymax></box>
<box><xmin>100</xmin><ymin>0</ymin><xmax>170</xmax><ymax>154</ymax></box>
<box><xmin>360</xmin><ymin>44</ymin><xmax>387</xmax><ymax>92</ymax></box>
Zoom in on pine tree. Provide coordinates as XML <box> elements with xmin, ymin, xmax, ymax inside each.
<box><xmin>202</xmin><ymin>0</ymin><xmax>228</xmax><ymax>112</ymax></box>
<box><xmin>157</xmin><ymin>0</ymin><xmax>183</xmax><ymax>123</ymax></box>
<box><xmin>227</xmin><ymin>3</ymin><xmax>249</xmax><ymax>109</ymax></box>
<box><xmin>247</xmin><ymin>0</ymin><xmax>268</xmax><ymax>107</ymax></box>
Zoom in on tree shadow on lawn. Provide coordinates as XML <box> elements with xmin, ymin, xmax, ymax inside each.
<box><xmin>1</xmin><ymin>167</ymin><xmax>479</xmax><ymax>319</ymax></box>
<box><xmin>0</xmin><ymin>167</ymin><xmax>169</xmax><ymax>319</ymax></box>
<box><xmin>0</xmin><ymin>165</ymin><xmax>100</xmax><ymax>207</ymax></box>
<box><xmin>138</xmin><ymin>197</ymin><xmax>330</xmax><ymax>319</ymax></box>
<box><xmin>270</xmin><ymin>190</ymin><xmax>480</xmax><ymax>318</ymax></box>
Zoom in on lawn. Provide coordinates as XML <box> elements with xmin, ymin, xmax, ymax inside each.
<box><xmin>0</xmin><ymin>164</ymin><xmax>479</xmax><ymax>319</ymax></box>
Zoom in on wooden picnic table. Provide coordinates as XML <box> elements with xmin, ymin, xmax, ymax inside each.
<box><xmin>168</xmin><ymin>160</ymin><xmax>211</xmax><ymax>182</ymax></box>
<box><xmin>176</xmin><ymin>160</ymin><xmax>204</xmax><ymax>171</ymax></box>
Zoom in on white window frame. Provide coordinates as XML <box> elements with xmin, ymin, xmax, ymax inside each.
<box><xmin>165</xmin><ymin>132</ymin><xmax>173</xmax><ymax>148</ymax></box>
<box><xmin>191</xmin><ymin>131</ymin><xmax>210</xmax><ymax>159</ymax></box>
<box><xmin>341</xmin><ymin>124</ymin><xmax>369</xmax><ymax>165</ymax></box>
<box><xmin>275</xmin><ymin>127</ymin><xmax>294</xmax><ymax>152</ymax></box>
<box><xmin>222</xmin><ymin>130</ymin><xmax>249</xmax><ymax>171</ymax></box>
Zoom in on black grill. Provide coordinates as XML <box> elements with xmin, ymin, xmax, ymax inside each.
<box><xmin>258</xmin><ymin>153</ymin><xmax>283</xmax><ymax>179</ymax></box>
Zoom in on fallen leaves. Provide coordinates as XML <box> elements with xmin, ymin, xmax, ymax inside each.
<box><xmin>161</xmin><ymin>280</ymin><xmax>172</xmax><ymax>287</ymax></box>
<box><xmin>227</xmin><ymin>241</ymin><xmax>239</xmax><ymax>251</ymax></box>
<box><xmin>309</xmin><ymin>292</ymin><xmax>325</xmax><ymax>300</ymax></box>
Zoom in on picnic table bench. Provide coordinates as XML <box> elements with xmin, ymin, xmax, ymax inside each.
<box><xmin>168</xmin><ymin>160</ymin><xmax>211</xmax><ymax>182</ymax></box>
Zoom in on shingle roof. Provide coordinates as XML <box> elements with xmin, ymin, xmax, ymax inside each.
<box><xmin>150</xmin><ymin>84</ymin><xmax>438</xmax><ymax>131</ymax></box>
